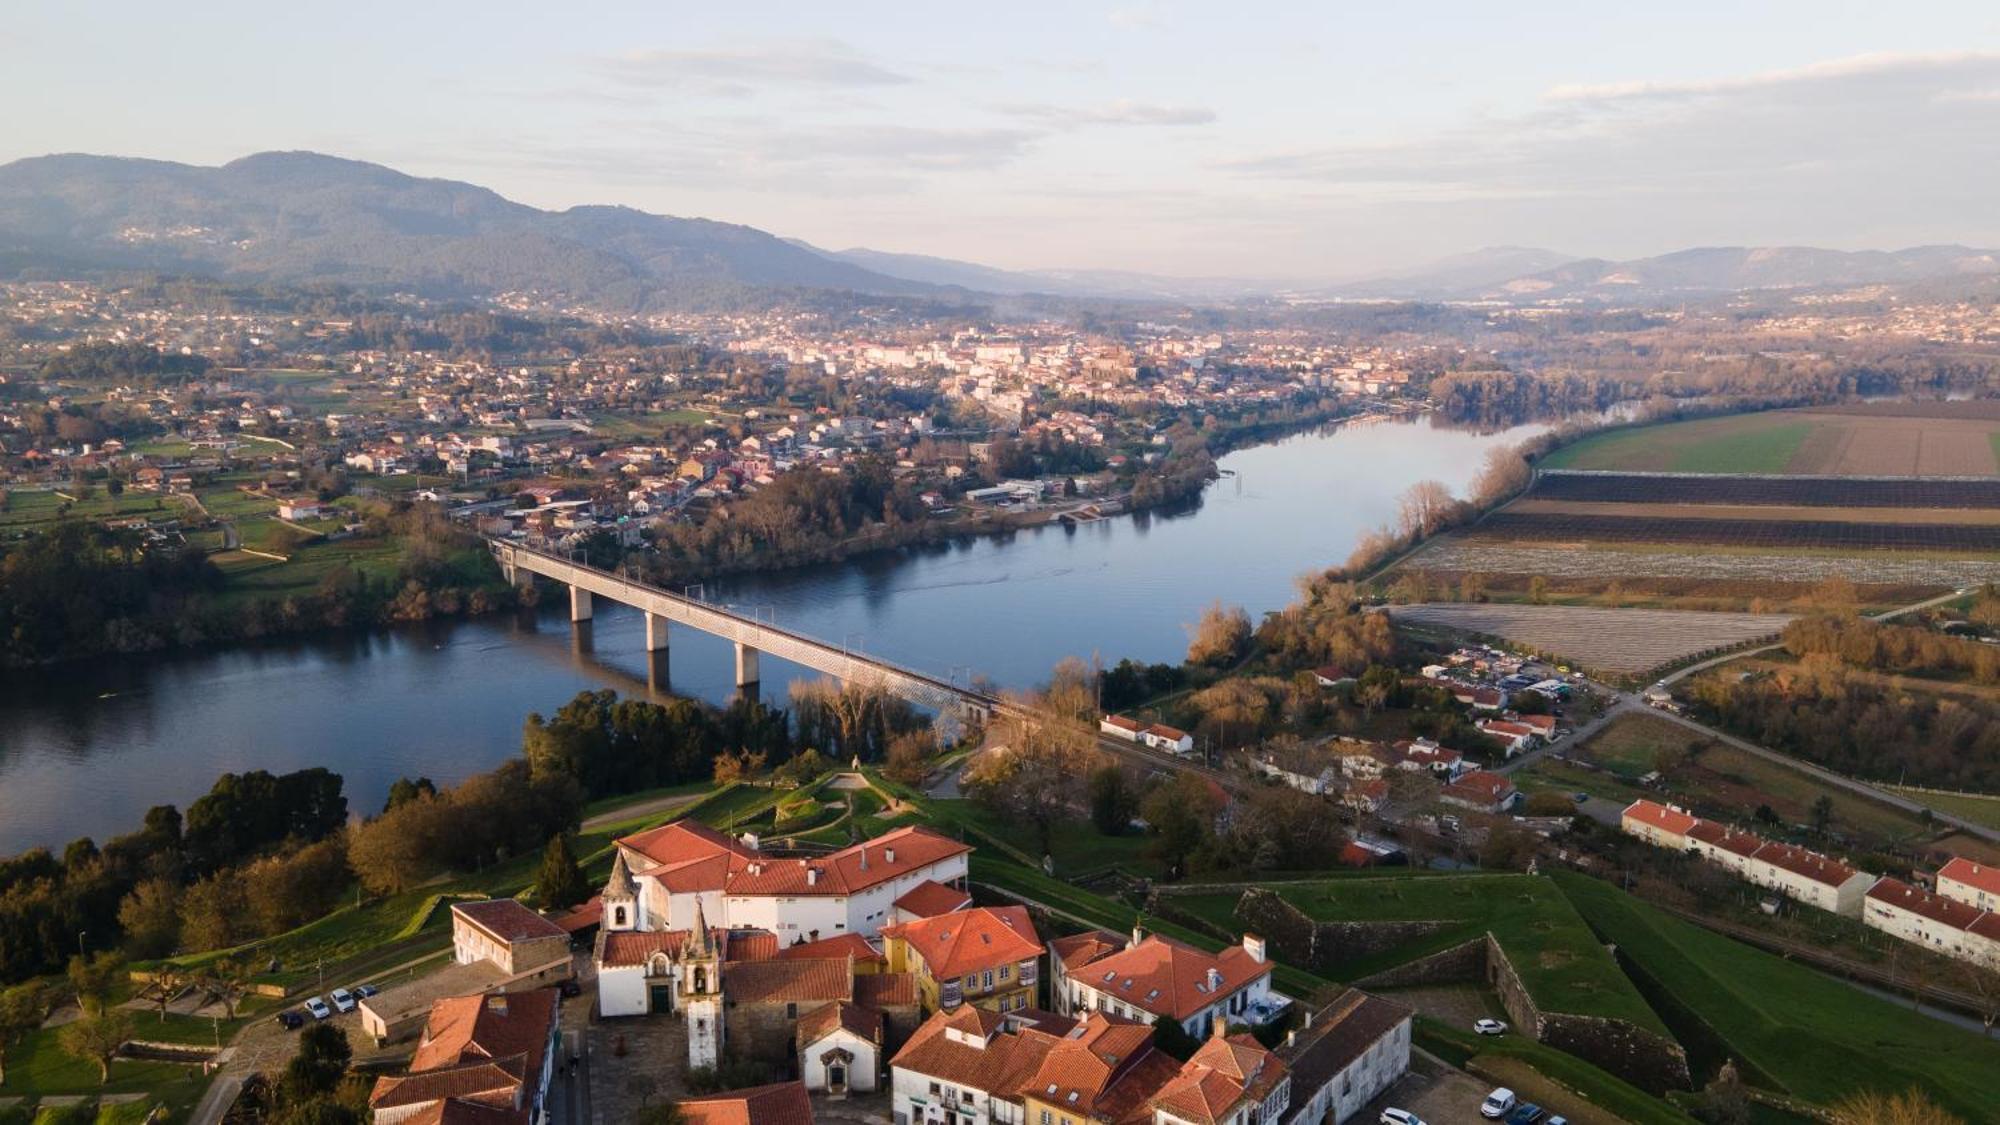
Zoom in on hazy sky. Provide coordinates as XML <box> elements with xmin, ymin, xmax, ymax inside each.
<box><xmin>7</xmin><ymin>2</ymin><xmax>2000</xmax><ymax>279</ymax></box>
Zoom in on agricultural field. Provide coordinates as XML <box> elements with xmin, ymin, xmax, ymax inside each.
<box><xmin>1388</xmin><ymin>603</ymin><xmax>1794</xmax><ymax>674</ymax></box>
<box><xmin>1408</xmin><ymin>538</ymin><xmax>2000</xmax><ymax>588</ymax></box>
<box><xmin>1532</xmin><ymin>473</ymin><xmax>2000</xmax><ymax>508</ymax></box>
<box><xmin>1554</xmin><ymin>871</ymin><xmax>2000</xmax><ymax>1121</ymax></box>
<box><xmin>1541</xmin><ymin>402</ymin><xmax>2000</xmax><ymax>476</ymax></box>
<box><xmin>1469</xmin><ymin>511</ymin><xmax>2000</xmax><ymax>552</ymax></box>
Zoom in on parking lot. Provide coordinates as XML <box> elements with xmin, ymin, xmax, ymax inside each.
<box><xmin>1360</xmin><ymin>1055</ymin><xmax>1506</xmax><ymax>1125</ymax></box>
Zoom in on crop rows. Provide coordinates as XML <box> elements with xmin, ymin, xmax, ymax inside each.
<box><xmin>1409</xmin><ymin>539</ymin><xmax>2000</xmax><ymax>586</ymax></box>
<box><xmin>1532</xmin><ymin>472</ymin><xmax>2000</xmax><ymax>509</ymax></box>
<box><xmin>1469</xmin><ymin>512</ymin><xmax>2000</xmax><ymax>552</ymax></box>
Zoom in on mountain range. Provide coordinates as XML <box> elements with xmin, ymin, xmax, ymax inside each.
<box><xmin>2</xmin><ymin>151</ymin><xmax>1997</xmax><ymax>308</ymax></box>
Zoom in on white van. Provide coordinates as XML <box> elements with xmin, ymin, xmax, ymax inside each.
<box><xmin>1480</xmin><ymin>1088</ymin><xmax>1517</xmax><ymax>1119</ymax></box>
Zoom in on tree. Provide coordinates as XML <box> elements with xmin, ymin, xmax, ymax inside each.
<box><xmin>1395</xmin><ymin>479</ymin><xmax>1458</xmax><ymax>540</ymax></box>
<box><xmin>0</xmin><ymin>982</ymin><xmax>49</xmax><ymax>1085</ymax></box>
<box><xmin>67</xmin><ymin>951</ymin><xmax>123</xmax><ymax>1015</ymax></box>
<box><xmin>178</xmin><ymin>875</ymin><xmax>246</xmax><ymax>952</ymax></box>
<box><xmin>281</xmin><ymin>1022</ymin><xmax>353</xmax><ymax>1105</ymax></box>
<box><xmin>59</xmin><ymin>1008</ymin><xmax>132</xmax><ymax>1085</ymax></box>
<box><xmin>117</xmin><ymin>877</ymin><xmax>184</xmax><ymax>958</ymax></box>
<box><xmin>1827</xmin><ymin>1088</ymin><xmax>1961</xmax><ymax>1125</ymax></box>
<box><xmin>1810</xmin><ymin>794</ymin><xmax>1835</xmax><ymax>835</ymax></box>
<box><xmin>882</xmin><ymin>730</ymin><xmax>935</xmax><ymax>785</ymax></box>
<box><xmin>1142</xmin><ymin>775</ymin><xmax>1222</xmax><ymax>877</ymax></box>
<box><xmin>150</xmin><ymin>964</ymin><xmax>188</xmax><ymax>1022</ymax></box>
<box><xmin>1528</xmin><ymin>576</ymin><xmax>1550</xmax><ymax>605</ymax></box>
<box><xmin>1088</xmin><ymin>765</ymin><xmax>1138</xmax><ymax>835</ymax></box>
<box><xmin>637</xmin><ymin>1106</ymin><xmax>688</xmax><ymax>1125</ymax></box>
<box><xmin>536</xmin><ymin>832</ymin><xmax>590</xmax><ymax>912</ymax></box>
<box><xmin>203</xmin><ymin>958</ymin><xmax>252</xmax><ymax>1020</ymax></box>
<box><xmin>1469</xmin><ymin>447</ymin><xmax>1532</xmax><ymax>507</ymax></box>
<box><xmin>1151</xmin><ymin>1012</ymin><xmax>1202</xmax><ymax>1060</ymax></box>
<box><xmin>1186</xmin><ymin>602</ymin><xmax>1252</xmax><ymax>667</ymax></box>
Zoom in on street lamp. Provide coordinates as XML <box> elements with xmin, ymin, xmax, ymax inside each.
<box><xmin>77</xmin><ymin>930</ymin><xmax>87</xmax><ymax>960</ymax></box>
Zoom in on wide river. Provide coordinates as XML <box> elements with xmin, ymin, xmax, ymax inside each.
<box><xmin>0</xmin><ymin>415</ymin><xmax>1544</xmax><ymax>853</ymax></box>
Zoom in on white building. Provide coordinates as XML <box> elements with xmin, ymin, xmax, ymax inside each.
<box><xmin>1743</xmin><ymin>842</ymin><xmax>1874</xmax><ymax>918</ymax></box>
<box><xmin>1051</xmin><ymin>929</ymin><xmax>1287</xmax><ymax>1041</ymax></box>
<box><xmin>599</xmin><ymin>819</ymin><xmax>970</xmax><ymax>944</ymax></box>
<box><xmin>799</xmin><ymin>1001</ymin><xmax>884</xmax><ymax>1095</ymax></box>
<box><xmin>1938</xmin><ymin>857</ymin><xmax>2000</xmax><ymax>913</ymax></box>
<box><xmin>1278</xmin><ymin>990</ymin><xmax>1413</xmax><ymax>1125</ymax></box>
<box><xmin>1862</xmin><ymin>877</ymin><xmax>2000</xmax><ymax>969</ymax></box>
<box><xmin>1620</xmin><ymin>800</ymin><xmax>1698</xmax><ymax>850</ymax></box>
<box><xmin>890</xmin><ymin>1006</ymin><xmax>1068</xmax><ymax>1125</ymax></box>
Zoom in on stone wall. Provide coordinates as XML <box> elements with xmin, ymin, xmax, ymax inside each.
<box><xmin>1232</xmin><ymin>889</ymin><xmax>1452</xmax><ymax>973</ymax></box>
<box><xmin>1483</xmin><ymin>934</ymin><xmax>1690</xmax><ymax>1095</ymax></box>
<box><xmin>1350</xmin><ymin>937</ymin><xmax>1488</xmax><ymax>989</ymax></box>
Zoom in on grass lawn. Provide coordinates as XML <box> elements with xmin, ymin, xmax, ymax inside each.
<box><xmin>0</xmin><ymin>1024</ymin><xmax>200</xmax><ymax>1113</ymax></box>
<box><xmin>1887</xmin><ymin>786</ymin><xmax>2000</xmax><ymax>830</ymax></box>
<box><xmin>1540</xmin><ymin>415</ymin><xmax>1814</xmax><ymax>474</ymax></box>
<box><xmin>209</xmin><ymin>538</ymin><xmax>405</xmax><ymax>607</ymax></box>
<box><xmin>1418</xmin><ymin>1020</ymin><xmax>1696</xmax><ymax>1125</ymax></box>
<box><xmin>591</xmin><ymin>409</ymin><xmax>713</xmax><ymax>439</ymax></box>
<box><xmin>1179</xmin><ymin>874</ymin><xmax>1668</xmax><ymax>1034</ymax></box>
<box><xmin>0</xmin><ymin>490</ymin><xmax>179</xmax><ymax>532</ymax></box>
<box><xmin>1554</xmin><ymin>871</ymin><xmax>2000</xmax><ymax>1120</ymax></box>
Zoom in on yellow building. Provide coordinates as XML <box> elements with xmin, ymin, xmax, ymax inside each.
<box><xmin>883</xmin><ymin>905</ymin><xmax>1043</xmax><ymax>1015</ymax></box>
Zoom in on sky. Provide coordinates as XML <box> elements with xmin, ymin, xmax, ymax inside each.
<box><xmin>6</xmin><ymin>1</ymin><xmax>2000</xmax><ymax>280</ymax></box>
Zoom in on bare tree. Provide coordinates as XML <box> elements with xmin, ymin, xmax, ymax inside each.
<box><xmin>1828</xmin><ymin>1088</ymin><xmax>1962</xmax><ymax>1125</ymax></box>
<box><xmin>1395</xmin><ymin>480</ymin><xmax>1458</xmax><ymax>541</ymax></box>
<box><xmin>1469</xmin><ymin>447</ymin><xmax>1532</xmax><ymax>507</ymax></box>
<box><xmin>1185</xmin><ymin>603</ymin><xmax>1252</xmax><ymax>667</ymax></box>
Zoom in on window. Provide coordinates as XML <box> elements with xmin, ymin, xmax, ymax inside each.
<box><xmin>983</xmin><ymin>970</ymin><xmax>994</xmax><ymax>990</ymax></box>
<box><xmin>786</xmin><ymin>1003</ymin><xmax>797</xmax><ymax>1018</ymax></box>
<box><xmin>1000</xmin><ymin>964</ymin><xmax>1012</xmax><ymax>981</ymax></box>
<box><xmin>613</xmin><ymin>906</ymin><xmax>628</xmax><ymax>927</ymax></box>
<box><xmin>1040</xmin><ymin>1112</ymin><xmax>1051</xmax><ymax>1125</ymax></box>
<box><xmin>931</xmin><ymin>1083</ymin><xmax>943</xmax><ymax>1097</ymax></box>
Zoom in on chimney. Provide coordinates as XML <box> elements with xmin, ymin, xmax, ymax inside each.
<box><xmin>1241</xmin><ymin>934</ymin><xmax>1266</xmax><ymax>963</ymax></box>
<box><xmin>1286</xmin><ymin>1029</ymin><xmax>1297</xmax><ymax>1048</ymax></box>
<box><xmin>807</xmin><ymin>868</ymin><xmax>820</xmax><ymax>886</ymax></box>
<box><xmin>1304</xmin><ymin>1009</ymin><xmax>1313</xmax><ymax>1030</ymax></box>
<box><xmin>1206</xmin><ymin>967</ymin><xmax>1222</xmax><ymax>992</ymax></box>
<box><xmin>1129</xmin><ymin>923</ymin><xmax>1144</xmax><ymax>949</ymax></box>
<box><xmin>886</xmin><ymin>847</ymin><xmax>896</xmax><ymax>864</ymax></box>
<box><xmin>859</xmin><ymin>846</ymin><xmax>869</xmax><ymax>872</ymax></box>
<box><xmin>1210</xmin><ymin>1012</ymin><xmax>1227</xmax><ymax>1040</ymax></box>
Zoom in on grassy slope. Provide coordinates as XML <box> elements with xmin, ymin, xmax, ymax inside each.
<box><xmin>1553</xmin><ymin>870</ymin><xmax>2000</xmax><ymax>1120</ymax></box>
<box><xmin>1218</xmin><ymin>874</ymin><xmax>1668</xmax><ymax>1033</ymax></box>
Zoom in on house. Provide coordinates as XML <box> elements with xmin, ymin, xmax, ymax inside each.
<box><xmin>1142</xmin><ymin>724</ymin><xmax>1196</xmax><ymax>756</ymax></box>
<box><xmin>1276</xmin><ymin>989</ymin><xmax>1413</xmax><ymax>1125</ymax></box>
<box><xmin>1439</xmin><ymin>771</ymin><xmax>1517</xmax><ymax>814</ymax></box>
<box><xmin>890</xmin><ymin>1006</ymin><xmax>1073</xmax><ymax>1125</ymax></box>
<box><xmin>1252</xmin><ymin>744</ymin><xmax>1339</xmax><ymax>796</ymax></box>
<box><xmin>1019</xmin><ymin>1015</ymin><xmax>1182</xmax><ymax>1125</ymax></box>
<box><xmin>1620</xmin><ymin>800</ymin><xmax>1698</xmax><ymax>850</ymax></box>
<box><xmin>367</xmin><ymin>989</ymin><xmax>560</xmax><ymax>1125</ymax></box>
<box><xmin>1744</xmin><ymin>842</ymin><xmax>1874</xmax><ymax>918</ymax></box>
<box><xmin>1473</xmin><ymin>719</ymin><xmax>1539</xmax><ymax>758</ymax></box>
<box><xmin>1938</xmin><ymin>857</ymin><xmax>2000</xmax><ymax>913</ymax></box>
<box><xmin>1862</xmin><ymin>878</ymin><xmax>2000</xmax><ymax>969</ymax></box>
<box><xmin>679</xmin><ymin>1081</ymin><xmax>816</xmax><ymax>1125</ymax></box>
<box><xmin>1339</xmin><ymin>779</ymin><xmax>1388</xmax><ymax>815</ymax></box>
<box><xmin>798</xmin><ymin>1001</ymin><xmax>885</xmax><ymax>1095</ymax></box>
<box><xmin>1101</xmin><ymin>715</ymin><xmax>1146</xmax><ymax>742</ymax></box>
<box><xmin>1448</xmin><ymin>685</ymin><xmax>1507</xmax><ymax>712</ymax></box>
<box><xmin>1149</xmin><ymin>1028</ymin><xmax>1290</xmax><ymax>1125</ymax></box>
<box><xmin>451</xmin><ymin>900</ymin><xmax>572</xmax><ymax>978</ymax></box>
<box><xmin>1391</xmin><ymin>740</ymin><xmax>1466</xmax><ymax>780</ymax></box>
<box><xmin>1051</xmin><ymin>928</ymin><xmax>1288</xmax><ymax>1040</ymax></box>
<box><xmin>277</xmin><ymin>498</ymin><xmax>330</xmax><ymax>521</ymax></box>
<box><xmin>1311</xmin><ymin>666</ymin><xmax>1357</xmax><ymax>689</ymax></box>
<box><xmin>1684</xmin><ymin>820</ymin><xmax>1765</xmax><ymax>875</ymax></box>
<box><xmin>893</xmin><ymin>880</ymin><xmax>975</xmax><ymax>924</ymax></box>
<box><xmin>598</xmin><ymin>819</ymin><xmax>970</xmax><ymax>942</ymax></box>
<box><xmin>883</xmin><ymin>906</ymin><xmax>1044</xmax><ymax>1015</ymax></box>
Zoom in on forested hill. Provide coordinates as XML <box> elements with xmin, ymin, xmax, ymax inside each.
<box><xmin>0</xmin><ymin>151</ymin><xmax>939</xmax><ymax>309</ymax></box>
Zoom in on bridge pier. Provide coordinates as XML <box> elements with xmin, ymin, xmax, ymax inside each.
<box><xmin>734</xmin><ymin>642</ymin><xmax>760</xmax><ymax>689</ymax></box>
<box><xmin>645</xmin><ymin>612</ymin><xmax>670</xmax><ymax>653</ymax></box>
<box><xmin>569</xmin><ymin>585</ymin><xmax>593</xmax><ymax>623</ymax></box>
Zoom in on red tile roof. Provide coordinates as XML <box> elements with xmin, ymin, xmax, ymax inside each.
<box><xmin>1026</xmin><ymin>1015</ymin><xmax>1180</xmax><ymax>1125</ymax></box>
<box><xmin>1052</xmin><ymin>930</ymin><xmax>1128</xmax><ymax>972</ymax></box>
<box><xmin>451</xmin><ymin>899</ymin><xmax>566</xmax><ymax>945</ymax></box>
<box><xmin>370</xmin><ymin>989</ymin><xmax>558</xmax><ymax>1123</ymax></box>
<box><xmin>1621</xmin><ymin>800</ymin><xmax>1698</xmax><ymax>837</ymax></box>
<box><xmin>1939</xmin><ymin>857</ymin><xmax>2000</xmax><ymax>900</ymax></box>
<box><xmin>679</xmin><ymin>1081</ymin><xmax>816</xmax><ymax>1125</ymax></box>
<box><xmin>1867</xmin><ymin>876</ymin><xmax>1986</xmax><ymax>930</ymax></box>
<box><xmin>722</xmin><ymin>959</ymin><xmax>852</xmax><ymax>1005</ymax></box>
<box><xmin>1066</xmin><ymin>933</ymin><xmax>1271</xmax><ymax>1022</ymax></box>
<box><xmin>884</xmin><ymin>906</ymin><xmax>1043</xmax><ymax>979</ymax></box>
<box><xmin>1150</xmin><ymin>1035</ymin><xmax>1285</xmax><ymax>1125</ymax></box>
<box><xmin>615</xmin><ymin>820</ymin><xmax>971</xmax><ymax>899</ymax></box>
<box><xmin>856</xmin><ymin>972</ymin><xmax>919</xmax><ymax>1008</ymax></box>
<box><xmin>797</xmin><ymin>1000</ymin><xmax>882</xmax><ymax>1046</ymax></box>
<box><xmin>776</xmin><ymin>932</ymin><xmax>882</xmax><ymax>967</ymax></box>
<box><xmin>894</xmin><ymin>879</ymin><xmax>974</xmax><ymax>919</ymax></box>
<box><xmin>890</xmin><ymin>1006</ymin><xmax>1065</xmax><ymax>1101</ymax></box>
<box><xmin>1751</xmin><ymin>841</ymin><xmax>1864</xmax><ymax>889</ymax></box>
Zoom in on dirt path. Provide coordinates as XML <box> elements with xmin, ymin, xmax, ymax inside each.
<box><xmin>580</xmin><ymin>790</ymin><xmax>704</xmax><ymax>832</ymax></box>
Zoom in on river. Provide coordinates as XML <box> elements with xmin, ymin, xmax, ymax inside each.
<box><xmin>0</xmin><ymin>414</ymin><xmax>1545</xmax><ymax>853</ymax></box>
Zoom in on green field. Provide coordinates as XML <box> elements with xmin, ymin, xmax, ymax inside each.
<box><xmin>1540</xmin><ymin>415</ymin><xmax>1814</xmax><ymax>473</ymax></box>
<box><xmin>1169</xmin><ymin>874</ymin><xmax>1668</xmax><ymax>1034</ymax></box>
<box><xmin>0</xmin><ymin>489</ymin><xmax>180</xmax><ymax>533</ymax></box>
<box><xmin>1554</xmin><ymin>871</ymin><xmax>2000</xmax><ymax>1120</ymax></box>
<box><xmin>1887</xmin><ymin>785</ymin><xmax>2000</xmax><ymax>831</ymax></box>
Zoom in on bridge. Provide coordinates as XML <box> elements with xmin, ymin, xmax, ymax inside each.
<box><xmin>489</xmin><ymin>538</ymin><xmax>1249</xmax><ymax>792</ymax></box>
<box><xmin>490</xmin><ymin>539</ymin><xmax>999</xmax><ymax>720</ymax></box>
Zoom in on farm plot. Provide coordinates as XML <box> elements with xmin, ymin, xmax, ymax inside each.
<box><xmin>1408</xmin><ymin>538</ymin><xmax>2000</xmax><ymax>587</ymax></box>
<box><xmin>1386</xmin><ymin>604</ymin><xmax>1793</xmax><ymax>674</ymax></box>
<box><xmin>1540</xmin><ymin>406</ymin><xmax>2000</xmax><ymax>477</ymax></box>
<box><xmin>1466</xmin><ymin>512</ymin><xmax>2000</xmax><ymax>552</ymax></box>
<box><xmin>1530</xmin><ymin>472</ymin><xmax>2000</xmax><ymax>508</ymax></box>
<box><xmin>1507</xmin><ymin>499</ymin><xmax>2000</xmax><ymax>525</ymax></box>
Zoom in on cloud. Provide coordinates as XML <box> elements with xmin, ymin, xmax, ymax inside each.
<box><xmin>1217</xmin><ymin>51</ymin><xmax>2000</xmax><ymax>207</ymax></box>
<box><xmin>998</xmin><ymin>99</ymin><xmax>1215</xmax><ymax>127</ymax></box>
<box><xmin>598</xmin><ymin>38</ymin><xmax>911</xmax><ymax>98</ymax></box>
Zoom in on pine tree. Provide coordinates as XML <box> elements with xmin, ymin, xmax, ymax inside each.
<box><xmin>536</xmin><ymin>831</ymin><xmax>589</xmax><ymax>911</ymax></box>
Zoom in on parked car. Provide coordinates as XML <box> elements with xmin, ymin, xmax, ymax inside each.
<box><xmin>1474</xmin><ymin>1018</ymin><xmax>1509</xmax><ymax>1035</ymax></box>
<box><xmin>1506</xmin><ymin>1105</ymin><xmax>1546</xmax><ymax>1125</ymax></box>
<box><xmin>1480</xmin><ymin>1088</ymin><xmax>1517</xmax><ymax>1119</ymax></box>
<box><xmin>303</xmin><ymin>996</ymin><xmax>332</xmax><ymax>1020</ymax></box>
<box><xmin>274</xmin><ymin>1010</ymin><xmax>305</xmax><ymax>1031</ymax></box>
<box><xmin>1545</xmin><ymin>1117</ymin><xmax>1568</xmax><ymax>1125</ymax></box>
<box><xmin>353</xmin><ymin>984</ymin><xmax>379</xmax><ymax>999</ymax></box>
<box><xmin>1380</xmin><ymin>1110</ymin><xmax>1427</xmax><ymax>1125</ymax></box>
<box><xmin>1571</xmin><ymin>791</ymin><xmax>1589</xmax><ymax>803</ymax></box>
<box><xmin>329</xmin><ymin>988</ymin><xmax>356</xmax><ymax>1014</ymax></box>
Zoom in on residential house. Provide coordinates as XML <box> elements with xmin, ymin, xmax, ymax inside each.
<box><xmin>1051</xmin><ymin>929</ymin><xmax>1287</xmax><ymax>1041</ymax></box>
<box><xmin>1439</xmin><ymin>771</ymin><xmax>1517</xmax><ymax>814</ymax></box>
<box><xmin>450</xmin><ymin>900</ymin><xmax>572</xmax><ymax>978</ymax></box>
<box><xmin>1276</xmin><ymin>989</ymin><xmax>1413</xmax><ymax>1125</ymax></box>
<box><xmin>1142</xmin><ymin>724</ymin><xmax>1196</xmax><ymax>756</ymax></box>
<box><xmin>1101</xmin><ymin>715</ymin><xmax>1146</xmax><ymax>742</ymax></box>
<box><xmin>1938</xmin><ymin>857</ymin><xmax>2000</xmax><ymax>913</ymax></box>
<box><xmin>1744</xmin><ymin>842</ymin><xmax>1874</xmax><ymax>918</ymax></box>
<box><xmin>890</xmin><ymin>1006</ymin><xmax>1073</xmax><ymax>1125</ymax></box>
<box><xmin>1862</xmin><ymin>877</ymin><xmax>2000</xmax><ymax>969</ymax></box>
<box><xmin>1620</xmin><ymin>800</ymin><xmax>1698</xmax><ymax>850</ymax></box>
<box><xmin>680</xmin><ymin>1081</ymin><xmax>817</xmax><ymax>1125</ymax></box>
<box><xmin>367</xmin><ymin>989</ymin><xmax>560</xmax><ymax>1125</ymax></box>
<box><xmin>883</xmin><ymin>906</ymin><xmax>1044</xmax><ymax>1015</ymax></box>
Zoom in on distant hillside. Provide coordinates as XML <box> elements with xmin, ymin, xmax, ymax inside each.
<box><xmin>1484</xmin><ymin>245</ymin><xmax>2000</xmax><ymax>302</ymax></box>
<box><xmin>0</xmin><ymin>151</ymin><xmax>937</xmax><ymax>308</ymax></box>
<box><xmin>1327</xmin><ymin>246</ymin><xmax>1580</xmax><ymax>298</ymax></box>
<box><xmin>791</xmin><ymin>241</ymin><xmax>1285</xmax><ymax>302</ymax></box>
